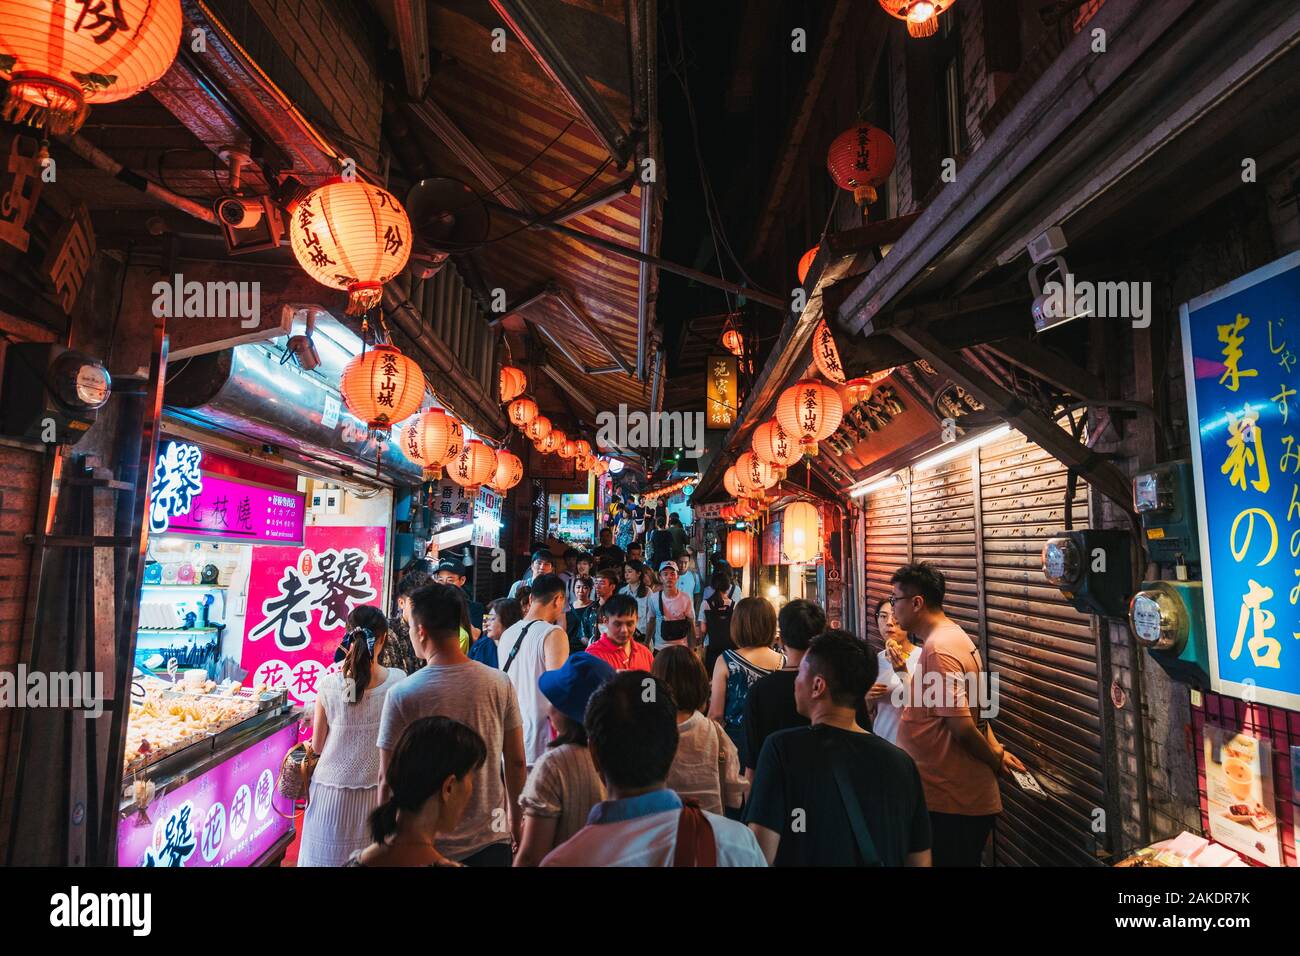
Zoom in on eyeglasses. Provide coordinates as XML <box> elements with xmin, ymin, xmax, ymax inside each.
<box><xmin>887</xmin><ymin>594</ymin><xmax>916</xmax><ymax>607</ymax></box>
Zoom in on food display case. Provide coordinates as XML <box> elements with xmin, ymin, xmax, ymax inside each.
<box><xmin>117</xmin><ymin>675</ymin><xmax>300</xmax><ymax>867</ymax></box>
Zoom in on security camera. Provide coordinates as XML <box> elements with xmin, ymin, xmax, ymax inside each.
<box><xmin>216</xmin><ymin>197</ymin><xmax>265</xmax><ymax>229</ymax></box>
<box><xmin>1027</xmin><ymin>226</ymin><xmax>1067</xmax><ymax>265</ymax></box>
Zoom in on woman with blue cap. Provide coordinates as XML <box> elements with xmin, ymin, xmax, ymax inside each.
<box><xmin>513</xmin><ymin>652</ymin><xmax>616</xmax><ymax>866</ymax></box>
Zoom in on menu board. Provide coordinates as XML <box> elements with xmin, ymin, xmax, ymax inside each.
<box><xmin>1202</xmin><ymin>725</ymin><xmax>1282</xmax><ymax>866</ymax></box>
<box><xmin>1181</xmin><ymin>251</ymin><xmax>1300</xmax><ymax>710</ymax></box>
<box><xmin>117</xmin><ymin>722</ymin><xmax>298</xmax><ymax>867</ymax></box>
<box><xmin>148</xmin><ymin>440</ymin><xmax>306</xmax><ymax>545</ymax></box>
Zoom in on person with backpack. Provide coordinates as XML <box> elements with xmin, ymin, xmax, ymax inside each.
<box><xmin>648</xmin><ymin>511</ymin><xmax>675</xmax><ymax>568</ymax></box>
<box><xmin>497</xmin><ymin>573</ymin><xmax>570</xmax><ymax>770</ymax></box>
<box><xmin>540</xmin><ymin>672</ymin><xmax>766</xmax><ymax>866</ymax></box>
<box><xmin>699</xmin><ymin>570</ymin><xmax>738</xmax><ymax>676</ymax></box>
<box><xmin>653</xmin><ymin>560</ymin><xmax>697</xmax><ymax>651</ymax></box>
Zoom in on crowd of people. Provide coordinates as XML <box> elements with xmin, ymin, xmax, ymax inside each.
<box><xmin>295</xmin><ymin>516</ymin><xmax>1025</xmax><ymax>868</ymax></box>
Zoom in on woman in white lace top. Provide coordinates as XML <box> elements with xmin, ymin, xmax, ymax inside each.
<box><xmin>298</xmin><ymin>606</ymin><xmax>406</xmax><ymax>867</ymax></box>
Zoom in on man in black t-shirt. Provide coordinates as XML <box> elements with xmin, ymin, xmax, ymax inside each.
<box><xmin>746</xmin><ymin>631</ymin><xmax>932</xmax><ymax>867</ymax></box>
<box><xmin>742</xmin><ymin>599</ymin><xmax>825</xmax><ymax>772</ymax></box>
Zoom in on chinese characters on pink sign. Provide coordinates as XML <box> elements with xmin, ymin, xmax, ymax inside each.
<box><xmin>240</xmin><ymin>526</ymin><xmax>387</xmax><ymax>706</ymax></box>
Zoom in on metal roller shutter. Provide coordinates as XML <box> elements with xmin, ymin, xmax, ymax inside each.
<box><xmin>978</xmin><ymin>431</ymin><xmax>1105</xmax><ymax>867</ymax></box>
<box><xmin>910</xmin><ymin>456</ymin><xmax>980</xmax><ymax>639</ymax></box>
<box><xmin>863</xmin><ymin>479</ymin><xmax>909</xmax><ymax>652</ymax></box>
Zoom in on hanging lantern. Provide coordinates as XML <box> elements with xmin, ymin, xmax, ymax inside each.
<box><xmin>735</xmin><ymin>498</ymin><xmax>757</xmax><ymax>520</ymax></box>
<box><xmin>782</xmin><ymin>502</ymin><xmax>820</xmax><ymax>563</ymax></box>
<box><xmin>723</xmin><ymin>465</ymin><xmax>744</xmax><ymax>499</ymax></box>
<box><xmin>736</xmin><ymin>451</ymin><xmax>777</xmax><ymax>497</ymax></box>
<box><xmin>719</xmin><ymin>503</ymin><xmax>737</xmax><ymax>521</ymax></box>
<box><xmin>448</xmin><ymin>440</ymin><xmax>498</xmax><ymax>494</ymax></box>
<box><xmin>290</xmin><ymin>180</ymin><xmax>413</xmax><ymax>315</ymax></box>
<box><xmin>0</xmin><ymin>0</ymin><xmax>184</xmax><ymax>135</ymax></box>
<box><xmin>398</xmin><ymin>408</ymin><xmax>463</xmax><ymax>480</ymax></box>
<box><xmin>797</xmin><ymin>245</ymin><xmax>820</xmax><ymax>286</ymax></box>
<box><xmin>812</xmin><ymin>320</ymin><xmax>847</xmax><ymax>384</ymax></box>
<box><xmin>721</xmin><ymin>326</ymin><xmax>744</xmax><ymax>357</ymax></box>
<box><xmin>557</xmin><ymin>437</ymin><xmax>578</xmax><ymax>460</ymax></box>
<box><xmin>592</xmin><ymin>458</ymin><xmax>609</xmax><ymax>477</ymax></box>
<box><xmin>573</xmin><ymin>451</ymin><xmax>595</xmax><ymax>473</ymax></box>
<box><xmin>499</xmin><ymin>366</ymin><xmax>528</xmax><ymax>403</ymax></box>
<box><xmin>844</xmin><ymin>377</ymin><xmax>874</xmax><ymax>406</ymax></box>
<box><xmin>489</xmin><ymin>449</ymin><xmax>523</xmax><ymax>492</ymax></box>
<box><xmin>827</xmin><ymin>123</ymin><xmax>897</xmax><ymax>216</ymax></box>
<box><xmin>752</xmin><ymin>419</ymin><xmax>802</xmax><ymax>480</ymax></box>
<box><xmin>507</xmin><ymin>396</ymin><xmax>538</xmax><ymax>428</ymax></box>
<box><xmin>524</xmin><ymin>414</ymin><xmax>552</xmax><ymax>443</ymax></box>
<box><xmin>775</xmin><ymin>380</ymin><xmax>844</xmax><ymax>456</ymax></box>
<box><xmin>878</xmin><ymin>0</ymin><xmax>955</xmax><ymax>38</ymax></box>
<box><xmin>573</xmin><ymin>439</ymin><xmax>592</xmax><ymax>460</ymax></box>
<box><xmin>726</xmin><ymin>530</ymin><xmax>750</xmax><ymax>569</ymax></box>
<box><xmin>536</xmin><ymin>429</ymin><xmax>562</xmax><ymax>455</ymax></box>
<box><xmin>340</xmin><ymin>345</ymin><xmax>425</xmax><ymax>435</ymax></box>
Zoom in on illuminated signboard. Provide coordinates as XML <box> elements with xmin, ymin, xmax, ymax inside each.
<box><xmin>1180</xmin><ymin>250</ymin><xmax>1300</xmax><ymax>710</ymax></box>
<box><xmin>706</xmin><ymin>353</ymin><xmax>738</xmax><ymax>430</ymax></box>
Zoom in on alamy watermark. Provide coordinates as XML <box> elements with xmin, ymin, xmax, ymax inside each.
<box><xmin>891</xmin><ymin>668</ymin><xmax>1001</xmax><ymax>720</ymax></box>
<box><xmin>151</xmin><ymin>273</ymin><xmax>261</xmax><ymax>329</ymax></box>
<box><xmin>595</xmin><ymin>404</ymin><xmax>705</xmax><ymax>458</ymax></box>
<box><xmin>0</xmin><ymin>665</ymin><xmax>104</xmax><ymax>718</ymax></box>
<box><xmin>1033</xmin><ymin>270</ymin><xmax>1152</xmax><ymax>329</ymax></box>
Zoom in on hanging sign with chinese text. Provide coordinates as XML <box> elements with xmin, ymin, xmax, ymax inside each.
<box><xmin>706</xmin><ymin>354</ymin><xmax>738</xmax><ymax>430</ymax></box>
<box><xmin>148</xmin><ymin>440</ymin><xmax>306</xmax><ymax>545</ymax></box>
<box><xmin>431</xmin><ymin>479</ymin><xmax>503</xmax><ymax>549</ymax></box>
<box><xmin>116</xmin><ymin>721</ymin><xmax>297</xmax><ymax>867</ymax></box>
<box><xmin>1181</xmin><ymin>250</ymin><xmax>1300</xmax><ymax>710</ymax></box>
<box><xmin>240</xmin><ymin>525</ymin><xmax>386</xmax><ymax>705</ymax></box>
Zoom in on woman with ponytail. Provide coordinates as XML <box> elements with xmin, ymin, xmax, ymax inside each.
<box><xmin>347</xmin><ymin>716</ymin><xmax>487</xmax><ymax>867</ymax></box>
<box><xmin>298</xmin><ymin>605</ymin><xmax>406</xmax><ymax>866</ymax></box>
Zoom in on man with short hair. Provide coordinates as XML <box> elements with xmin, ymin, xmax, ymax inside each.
<box><xmin>626</xmin><ymin>540</ymin><xmax>645</xmax><ymax>565</ymax></box>
<box><xmin>592</xmin><ymin>527</ymin><xmax>625</xmax><ymax>568</ymax></box>
<box><xmin>585</xmin><ymin>593</ymin><xmax>654</xmax><ymax>672</ymax></box>
<box><xmin>498</xmin><ymin>572</ymin><xmax>570</xmax><ymax>769</ymax></box>
<box><xmin>434</xmin><ymin>556</ymin><xmax>484</xmax><ymax>633</ymax></box>
<box><xmin>378</xmin><ymin>584</ymin><xmax>527</xmax><ymax>866</ymax></box>
<box><xmin>676</xmin><ymin>550</ymin><xmax>701</xmax><ymax>614</ymax></box>
<box><xmin>541</xmin><ymin>672</ymin><xmax>767</xmax><ymax>867</ymax></box>
<box><xmin>742</xmin><ymin>599</ymin><xmax>826</xmax><ymax>773</ymax></box>
<box><xmin>891</xmin><ymin>562</ymin><xmax>1025</xmax><ymax>867</ymax></box>
<box><xmin>509</xmin><ymin>549</ymin><xmax>554</xmax><ymax>600</ymax></box>
<box><xmin>747</xmin><ymin>630</ymin><xmax>932</xmax><ymax>867</ymax></box>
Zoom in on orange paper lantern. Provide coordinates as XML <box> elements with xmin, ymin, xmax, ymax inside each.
<box><xmin>536</xmin><ymin>429</ymin><xmax>562</xmax><ymax>455</ymax></box>
<box><xmin>736</xmin><ymin>451</ymin><xmax>777</xmax><ymax>496</ymax></box>
<box><xmin>574</xmin><ymin>451</ymin><xmax>595</xmax><ymax>472</ymax></box>
<box><xmin>448</xmin><ymin>440</ymin><xmax>497</xmax><ymax>493</ymax></box>
<box><xmin>719</xmin><ymin>504</ymin><xmax>737</xmax><ymax>521</ymax></box>
<box><xmin>878</xmin><ymin>0</ymin><xmax>955</xmax><ymax>38</ymax></box>
<box><xmin>507</xmin><ymin>396</ymin><xmax>538</xmax><ymax>428</ymax></box>
<box><xmin>490</xmin><ymin>449</ymin><xmax>524</xmax><ymax>492</ymax></box>
<box><xmin>721</xmin><ymin>327</ymin><xmax>744</xmax><ymax>357</ymax></box>
<box><xmin>339</xmin><ymin>344</ymin><xmax>425</xmax><ymax>433</ymax></box>
<box><xmin>524</xmin><ymin>414</ymin><xmax>552</xmax><ymax>443</ymax></box>
<box><xmin>290</xmin><ymin>180</ymin><xmax>413</xmax><ymax>315</ymax></box>
<box><xmin>797</xmin><ymin>245</ymin><xmax>820</xmax><ymax>286</ymax></box>
<box><xmin>827</xmin><ymin>123</ymin><xmax>897</xmax><ymax>213</ymax></box>
<box><xmin>726</xmin><ymin>530</ymin><xmax>749</xmax><ymax>569</ymax></box>
<box><xmin>573</xmin><ymin>439</ymin><xmax>592</xmax><ymax>460</ymax></box>
<box><xmin>812</xmin><ymin>320</ymin><xmax>846</xmax><ymax>384</ymax></box>
<box><xmin>723</xmin><ymin>465</ymin><xmax>743</xmax><ymax>499</ymax></box>
<box><xmin>0</xmin><ymin>0</ymin><xmax>183</xmax><ymax>134</ymax></box>
<box><xmin>399</xmin><ymin>408</ymin><xmax>463</xmax><ymax>480</ymax></box>
<box><xmin>775</xmin><ymin>379</ymin><xmax>843</xmax><ymax>456</ymax></box>
<box><xmin>782</xmin><ymin>502</ymin><xmax>820</xmax><ymax>563</ymax></box>
<box><xmin>751</xmin><ymin>419</ymin><xmax>802</xmax><ymax>480</ymax></box>
<box><xmin>499</xmin><ymin>366</ymin><xmax>527</xmax><ymax>403</ymax></box>
<box><xmin>557</xmin><ymin>438</ymin><xmax>578</xmax><ymax>460</ymax></box>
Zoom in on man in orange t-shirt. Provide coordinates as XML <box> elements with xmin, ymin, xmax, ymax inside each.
<box><xmin>892</xmin><ymin>562</ymin><xmax>1026</xmax><ymax>866</ymax></box>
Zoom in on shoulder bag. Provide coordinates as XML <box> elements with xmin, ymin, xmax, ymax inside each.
<box><xmin>502</xmin><ymin>620</ymin><xmax>546</xmax><ymax>674</ymax></box>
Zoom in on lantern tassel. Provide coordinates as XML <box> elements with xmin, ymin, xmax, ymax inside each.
<box><xmin>347</xmin><ymin>282</ymin><xmax>384</xmax><ymax>317</ymax></box>
<box><xmin>3</xmin><ymin>75</ymin><xmax>89</xmax><ymax>136</ymax></box>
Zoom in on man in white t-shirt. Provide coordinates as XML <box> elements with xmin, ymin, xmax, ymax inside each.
<box><xmin>498</xmin><ymin>572</ymin><xmax>570</xmax><ymax>768</ymax></box>
<box><xmin>654</xmin><ymin>559</ymin><xmax>697</xmax><ymax>651</ymax></box>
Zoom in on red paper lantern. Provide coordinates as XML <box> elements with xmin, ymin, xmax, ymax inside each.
<box><xmin>507</xmin><ymin>396</ymin><xmax>538</xmax><ymax>428</ymax></box>
<box><xmin>723</xmin><ymin>465</ymin><xmax>743</xmax><ymax>499</ymax></box>
<box><xmin>719</xmin><ymin>504</ymin><xmax>737</xmax><ymax>521</ymax></box>
<box><xmin>721</xmin><ymin>327</ymin><xmax>744</xmax><ymax>357</ymax></box>
<box><xmin>524</xmin><ymin>414</ymin><xmax>552</xmax><ymax>443</ymax></box>
<box><xmin>574</xmin><ymin>452</ymin><xmax>595</xmax><ymax>473</ymax></box>
<box><xmin>0</xmin><ymin>0</ymin><xmax>183</xmax><ymax>134</ymax></box>
<box><xmin>573</xmin><ymin>439</ymin><xmax>592</xmax><ymax>460</ymax></box>
<box><xmin>736</xmin><ymin>451</ymin><xmax>777</xmax><ymax>496</ymax></box>
<box><xmin>489</xmin><ymin>449</ymin><xmax>523</xmax><ymax>492</ymax></box>
<box><xmin>290</xmin><ymin>180</ymin><xmax>412</xmax><ymax>315</ymax></box>
<box><xmin>726</xmin><ymin>530</ymin><xmax>749</xmax><ymax>569</ymax></box>
<box><xmin>878</xmin><ymin>0</ymin><xmax>955</xmax><ymax>38</ymax></box>
<box><xmin>735</xmin><ymin>499</ymin><xmax>757</xmax><ymax>520</ymax></box>
<box><xmin>448</xmin><ymin>440</ymin><xmax>497</xmax><ymax>494</ymax></box>
<box><xmin>775</xmin><ymin>380</ymin><xmax>843</xmax><ymax>456</ymax></box>
<box><xmin>797</xmin><ymin>245</ymin><xmax>820</xmax><ymax>286</ymax></box>
<box><xmin>536</xmin><ymin>429</ymin><xmax>562</xmax><ymax>455</ymax></box>
<box><xmin>751</xmin><ymin>419</ymin><xmax>802</xmax><ymax>479</ymax></box>
<box><xmin>339</xmin><ymin>344</ymin><xmax>425</xmax><ymax>433</ymax></box>
<box><xmin>557</xmin><ymin>437</ymin><xmax>578</xmax><ymax>460</ymax></box>
<box><xmin>592</xmin><ymin>458</ymin><xmax>609</xmax><ymax>477</ymax></box>
<box><xmin>499</xmin><ymin>366</ymin><xmax>527</xmax><ymax>403</ymax></box>
<box><xmin>812</xmin><ymin>320</ymin><xmax>846</xmax><ymax>384</ymax></box>
<box><xmin>782</xmin><ymin>502</ymin><xmax>820</xmax><ymax>563</ymax></box>
<box><xmin>827</xmin><ymin>123</ymin><xmax>897</xmax><ymax>213</ymax></box>
<box><xmin>399</xmin><ymin>408</ymin><xmax>463</xmax><ymax>480</ymax></box>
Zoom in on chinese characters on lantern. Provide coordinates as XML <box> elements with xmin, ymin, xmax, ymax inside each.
<box><xmin>1183</xmin><ymin>253</ymin><xmax>1300</xmax><ymax>709</ymax></box>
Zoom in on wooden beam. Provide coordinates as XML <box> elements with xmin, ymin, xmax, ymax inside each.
<box><xmin>888</xmin><ymin>324</ymin><xmax>1135</xmax><ymax>513</ymax></box>
<box><xmin>407</xmin><ymin>100</ymin><xmax>534</xmax><ymax>213</ymax></box>
<box><xmin>540</xmin><ymin>361</ymin><xmax>596</xmax><ymax>416</ymax></box>
<box><xmin>823</xmin><ymin>212</ymin><xmax>925</xmax><ymax>260</ymax></box>
<box><xmin>986</xmin><ymin>337</ymin><xmax>1109</xmax><ymax>403</ymax></box>
<box><xmin>531</xmin><ymin>319</ymin><xmax>591</xmax><ymax>375</ymax></box>
<box><xmin>377</xmin><ymin>0</ymin><xmax>432</xmax><ymax>98</ymax></box>
<box><xmin>549</xmin><ymin>283</ymin><xmax>635</xmax><ymax>375</ymax></box>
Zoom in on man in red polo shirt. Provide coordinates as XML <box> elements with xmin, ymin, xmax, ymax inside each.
<box><xmin>586</xmin><ymin>593</ymin><xmax>654</xmax><ymax>672</ymax></box>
